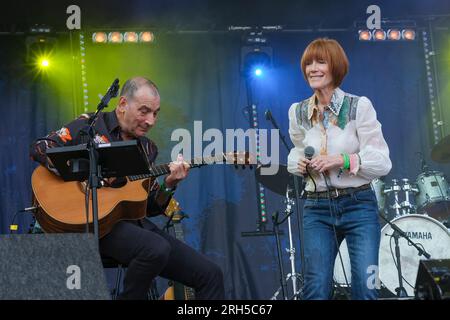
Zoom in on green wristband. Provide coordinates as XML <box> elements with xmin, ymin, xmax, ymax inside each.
<box><xmin>341</xmin><ymin>153</ymin><xmax>350</xmax><ymax>170</ymax></box>
<box><xmin>160</xmin><ymin>181</ymin><xmax>176</xmax><ymax>195</ymax></box>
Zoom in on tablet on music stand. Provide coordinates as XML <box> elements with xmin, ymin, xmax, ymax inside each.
<box><xmin>46</xmin><ymin>140</ymin><xmax>150</xmax><ymax>182</ymax></box>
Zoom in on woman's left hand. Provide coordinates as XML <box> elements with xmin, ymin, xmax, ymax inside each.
<box><xmin>309</xmin><ymin>155</ymin><xmax>344</xmax><ymax>173</ymax></box>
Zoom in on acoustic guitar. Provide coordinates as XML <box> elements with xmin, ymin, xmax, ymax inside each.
<box><xmin>161</xmin><ymin>198</ymin><xmax>195</xmax><ymax>300</ymax></box>
<box><xmin>31</xmin><ymin>152</ymin><xmax>251</xmax><ymax>238</ymax></box>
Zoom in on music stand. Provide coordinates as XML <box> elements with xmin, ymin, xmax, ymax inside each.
<box><xmin>46</xmin><ymin>140</ymin><xmax>151</xmax><ymax>241</ymax></box>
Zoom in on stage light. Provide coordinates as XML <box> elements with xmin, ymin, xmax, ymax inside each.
<box><xmin>25</xmin><ymin>34</ymin><xmax>56</xmax><ymax>71</ymax></box>
<box><xmin>124</xmin><ymin>32</ymin><xmax>138</xmax><ymax>43</ymax></box>
<box><xmin>92</xmin><ymin>32</ymin><xmax>107</xmax><ymax>43</ymax></box>
<box><xmin>40</xmin><ymin>59</ymin><xmax>49</xmax><ymax>68</ymax></box>
<box><xmin>373</xmin><ymin>29</ymin><xmax>387</xmax><ymax>41</ymax></box>
<box><xmin>242</xmin><ymin>47</ymin><xmax>272</xmax><ymax>78</ymax></box>
<box><xmin>358</xmin><ymin>30</ymin><xmax>372</xmax><ymax>41</ymax></box>
<box><xmin>402</xmin><ymin>29</ymin><xmax>416</xmax><ymax>41</ymax></box>
<box><xmin>387</xmin><ymin>29</ymin><xmax>401</xmax><ymax>40</ymax></box>
<box><xmin>35</xmin><ymin>55</ymin><xmax>52</xmax><ymax>71</ymax></box>
<box><xmin>139</xmin><ymin>31</ymin><xmax>155</xmax><ymax>43</ymax></box>
<box><xmin>108</xmin><ymin>32</ymin><xmax>123</xmax><ymax>43</ymax></box>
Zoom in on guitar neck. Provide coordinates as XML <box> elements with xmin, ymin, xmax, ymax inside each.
<box><xmin>128</xmin><ymin>154</ymin><xmax>229</xmax><ymax>181</ymax></box>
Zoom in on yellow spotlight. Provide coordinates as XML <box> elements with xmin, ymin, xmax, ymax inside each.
<box><xmin>373</xmin><ymin>29</ymin><xmax>386</xmax><ymax>41</ymax></box>
<box><xmin>387</xmin><ymin>29</ymin><xmax>401</xmax><ymax>40</ymax></box>
<box><xmin>124</xmin><ymin>32</ymin><xmax>138</xmax><ymax>43</ymax></box>
<box><xmin>108</xmin><ymin>32</ymin><xmax>123</xmax><ymax>43</ymax></box>
<box><xmin>36</xmin><ymin>55</ymin><xmax>51</xmax><ymax>71</ymax></box>
<box><xmin>139</xmin><ymin>31</ymin><xmax>155</xmax><ymax>43</ymax></box>
<box><xmin>358</xmin><ymin>30</ymin><xmax>372</xmax><ymax>41</ymax></box>
<box><xmin>402</xmin><ymin>29</ymin><xmax>416</xmax><ymax>41</ymax></box>
<box><xmin>92</xmin><ymin>32</ymin><xmax>107</xmax><ymax>43</ymax></box>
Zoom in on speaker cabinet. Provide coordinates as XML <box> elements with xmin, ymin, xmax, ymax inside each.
<box><xmin>415</xmin><ymin>259</ymin><xmax>450</xmax><ymax>300</ymax></box>
<box><xmin>0</xmin><ymin>233</ymin><xmax>110</xmax><ymax>299</ymax></box>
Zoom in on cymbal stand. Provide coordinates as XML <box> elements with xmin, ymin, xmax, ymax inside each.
<box><xmin>285</xmin><ymin>185</ymin><xmax>302</xmax><ymax>299</ymax></box>
<box><xmin>270</xmin><ymin>185</ymin><xmax>303</xmax><ymax>300</ymax></box>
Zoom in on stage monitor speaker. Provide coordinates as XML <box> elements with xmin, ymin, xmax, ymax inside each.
<box><xmin>0</xmin><ymin>233</ymin><xmax>110</xmax><ymax>300</ymax></box>
<box><xmin>415</xmin><ymin>259</ymin><xmax>450</xmax><ymax>300</ymax></box>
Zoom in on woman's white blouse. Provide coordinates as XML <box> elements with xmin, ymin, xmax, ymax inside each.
<box><xmin>287</xmin><ymin>87</ymin><xmax>392</xmax><ymax>192</ymax></box>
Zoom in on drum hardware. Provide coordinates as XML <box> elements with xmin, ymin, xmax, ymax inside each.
<box><xmin>256</xmin><ymin>165</ymin><xmax>304</xmax><ymax>300</ymax></box>
<box><xmin>384</xmin><ymin>179</ymin><xmax>403</xmax><ymax>218</ymax></box>
<box><xmin>400</xmin><ymin>178</ymin><xmax>419</xmax><ymax>215</ymax></box>
<box><xmin>263</xmin><ymin>109</ymin><xmax>306</xmax><ymax>300</ymax></box>
<box><xmin>270</xmin><ymin>184</ymin><xmax>303</xmax><ymax>300</ymax></box>
<box><xmin>378</xmin><ymin>213</ymin><xmax>431</xmax><ymax>298</ymax></box>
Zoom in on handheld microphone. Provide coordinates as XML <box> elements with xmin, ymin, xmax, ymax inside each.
<box><xmin>300</xmin><ymin>146</ymin><xmax>315</xmax><ymax>197</ymax></box>
<box><xmin>304</xmin><ymin>146</ymin><xmax>315</xmax><ymax>161</ymax></box>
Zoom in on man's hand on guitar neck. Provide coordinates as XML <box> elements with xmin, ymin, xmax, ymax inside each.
<box><xmin>164</xmin><ymin>154</ymin><xmax>190</xmax><ymax>189</ymax></box>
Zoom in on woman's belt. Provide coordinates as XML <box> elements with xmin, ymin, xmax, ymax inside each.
<box><xmin>306</xmin><ymin>183</ymin><xmax>372</xmax><ymax>199</ymax></box>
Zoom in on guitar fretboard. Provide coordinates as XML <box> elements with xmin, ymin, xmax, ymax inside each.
<box><xmin>128</xmin><ymin>153</ymin><xmax>245</xmax><ymax>181</ymax></box>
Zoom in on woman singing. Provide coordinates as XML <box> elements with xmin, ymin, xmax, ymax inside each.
<box><xmin>287</xmin><ymin>38</ymin><xmax>392</xmax><ymax>300</ymax></box>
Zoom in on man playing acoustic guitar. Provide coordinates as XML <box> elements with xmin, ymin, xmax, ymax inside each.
<box><xmin>30</xmin><ymin>76</ymin><xmax>225</xmax><ymax>300</ymax></box>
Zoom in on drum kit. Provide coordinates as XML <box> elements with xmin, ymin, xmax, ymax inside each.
<box><xmin>370</xmin><ymin>172</ymin><xmax>450</xmax><ymax>223</ymax></box>
<box><xmin>335</xmin><ymin>136</ymin><xmax>450</xmax><ymax>298</ymax></box>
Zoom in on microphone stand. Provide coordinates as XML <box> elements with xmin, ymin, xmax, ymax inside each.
<box><xmin>80</xmin><ymin>78</ymin><xmax>120</xmax><ymax>242</ymax></box>
<box><xmin>265</xmin><ymin>109</ymin><xmax>305</xmax><ymax>299</ymax></box>
<box><xmin>378</xmin><ymin>213</ymin><xmax>431</xmax><ymax>297</ymax></box>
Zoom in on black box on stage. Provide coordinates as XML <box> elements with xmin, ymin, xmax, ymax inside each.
<box><xmin>0</xmin><ymin>233</ymin><xmax>110</xmax><ymax>299</ymax></box>
<box><xmin>415</xmin><ymin>259</ymin><xmax>450</xmax><ymax>300</ymax></box>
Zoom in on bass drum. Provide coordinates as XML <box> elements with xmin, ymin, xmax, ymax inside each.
<box><xmin>379</xmin><ymin>214</ymin><xmax>450</xmax><ymax>296</ymax></box>
<box><xmin>334</xmin><ymin>214</ymin><xmax>450</xmax><ymax>296</ymax></box>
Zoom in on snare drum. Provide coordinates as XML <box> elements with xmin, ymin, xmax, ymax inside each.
<box><xmin>416</xmin><ymin>171</ymin><xmax>450</xmax><ymax>222</ymax></box>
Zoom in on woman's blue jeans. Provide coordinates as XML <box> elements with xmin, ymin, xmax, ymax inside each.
<box><xmin>302</xmin><ymin>188</ymin><xmax>380</xmax><ymax>300</ymax></box>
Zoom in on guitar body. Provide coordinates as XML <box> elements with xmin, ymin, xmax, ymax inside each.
<box><xmin>30</xmin><ymin>152</ymin><xmax>250</xmax><ymax>239</ymax></box>
<box><xmin>31</xmin><ymin>165</ymin><xmax>151</xmax><ymax>238</ymax></box>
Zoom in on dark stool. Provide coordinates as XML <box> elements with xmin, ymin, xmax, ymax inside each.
<box><xmin>101</xmin><ymin>256</ymin><xmax>160</xmax><ymax>300</ymax></box>
<box><xmin>101</xmin><ymin>256</ymin><xmax>126</xmax><ymax>300</ymax></box>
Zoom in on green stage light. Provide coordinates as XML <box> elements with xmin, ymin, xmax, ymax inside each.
<box><xmin>37</xmin><ymin>56</ymin><xmax>50</xmax><ymax>69</ymax></box>
<box><xmin>40</xmin><ymin>59</ymin><xmax>49</xmax><ymax>68</ymax></box>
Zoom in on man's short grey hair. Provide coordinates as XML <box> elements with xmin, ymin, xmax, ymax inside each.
<box><xmin>120</xmin><ymin>77</ymin><xmax>159</xmax><ymax>100</ymax></box>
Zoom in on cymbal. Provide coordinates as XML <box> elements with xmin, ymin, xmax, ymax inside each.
<box><xmin>431</xmin><ymin>135</ymin><xmax>450</xmax><ymax>163</ymax></box>
<box><xmin>255</xmin><ymin>164</ymin><xmax>303</xmax><ymax>196</ymax></box>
